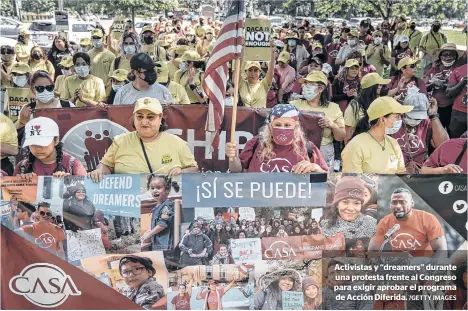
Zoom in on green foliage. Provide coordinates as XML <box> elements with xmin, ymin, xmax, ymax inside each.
<box><xmin>22</xmin><ymin>0</ymin><xmax>56</xmax><ymax>14</ymax></box>
<box><xmin>0</xmin><ymin>0</ymin><xmax>15</xmax><ymax>17</ymax></box>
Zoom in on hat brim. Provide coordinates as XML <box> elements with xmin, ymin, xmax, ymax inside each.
<box><xmin>110</xmin><ymin>75</ymin><xmax>126</xmax><ymax>82</ymax></box>
<box><xmin>278</xmin><ymin>57</ymin><xmax>289</xmax><ymax>63</ymax></box>
<box><xmin>433</xmin><ymin>48</ymin><xmax>465</xmax><ymax>59</ymax></box>
<box><xmin>245</xmin><ymin>64</ymin><xmax>261</xmax><ymax>70</ymax></box>
<box><xmin>398</xmin><ymin>58</ymin><xmax>420</xmax><ymax>70</ymax></box>
<box><xmin>406</xmin><ymin>110</ymin><xmax>428</xmax><ymax>120</ymax></box>
<box><xmin>23</xmin><ymin>136</ymin><xmax>54</xmax><ymax>148</ymax></box>
<box><xmin>133</xmin><ymin>107</ymin><xmax>163</xmax><ymax>115</ymax></box>
<box><xmin>393</xmin><ymin>105</ymin><xmax>414</xmax><ymax>115</ymax></box>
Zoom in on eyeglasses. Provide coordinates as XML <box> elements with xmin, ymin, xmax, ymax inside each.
<box><xmin>76</xmin><ymin>190</ymin><xmax>86</xmax><ymax>194</ymax></box>
<box><xmin>121</xmin><ymin>266</ymin><xmax>146</xmax><ymax>277</ymax></box>
<box><xmin>35</xmin><ymin>85</ymin><xmax>54</xmax><ymax>93</ymax></box>
<box><xmin>61</xmin><ymin>66</ymin><xmax>72</xmax><ymax>70</ymax></box>
<box><xmin>39</xmin><ymin>211</ymin><xmax>52</xmax><ymax>217</ymax></box>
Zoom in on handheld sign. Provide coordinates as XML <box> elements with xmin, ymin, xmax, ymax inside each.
<box><xmin>282</xmin><ymin>291</ymin><xmax>304</xmax><ymax>310</ymax></box>
<box><xmin>5</xmin><ymin>87</ymin><xmax>34</xmax><ymax>122</ymax></box>
<box><xmin>230</xmin><ymin>238</ymin><xmax>262</xmax><ymax>263</ymax></box>
<box><xmin>111</xmin><ymin>16</ymin><xmax>126</xmax><ymax>41</ymax></box>
<box><xmin>244</xmin><ymin>19</ymin><xmax>272</xmax><ymax>61</ymax></box>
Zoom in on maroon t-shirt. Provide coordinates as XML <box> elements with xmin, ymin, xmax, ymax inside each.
<box><xmin>338</xmin><ymin>78</ymin><xmax>361</xmax><ymax>112</ymax></box>
<box><xmin>13</xmin><ymin>152</ymin><xmax>87</xmax><ymax>176</ymax></box>
<box><xmin>424</xmin><ymin>138</ymin><xmax>467</xmax><ymax>173</ymax></box>
<box><xmin>391</xmin><ymin>118</ymin><xmax>432</xmax><ymax>167</ymax></box>
<box><xmin>388</xmin><ymin>76</ymin><xmax>428</xmax><ymax>103</ymax></box>
<box><xmin>424</xmin><ymin>66</ymin><xmax>454</xmax><ymax>107</ymax></box>
<box><xmin>392</xmin><ymin>47</ymin><xmax>413</xmax><ymax>68</ymax></box>
<box><xmin>239</xmin><ymin>136</ymin><xmax>328</xmax><ymax>173</ymax></box>
<box><xmin>326</xmin><ymin>42</ymin><xmax>342</xmax><ymax>67</ymax></box>
<box><xmin>171</xmin><ymin>294</ymin><xmax>191</xmax><ymax>310</ymax></box>
<box><xmin>448</xmin><ymin>63</ymin><xmax>467</xmax><ymax>113</ymax></box>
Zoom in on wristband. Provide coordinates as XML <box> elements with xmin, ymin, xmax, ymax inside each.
<box><xmin>429</xmin><ymin>113</ymin><xmax>439</xmax><ymax>120</ymax></box>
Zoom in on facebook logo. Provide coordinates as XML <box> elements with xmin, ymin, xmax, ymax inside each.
<box><xmin>438</xmin><ymin>181</ymin><xmax>453</xmax><ymax>194</ymax></box>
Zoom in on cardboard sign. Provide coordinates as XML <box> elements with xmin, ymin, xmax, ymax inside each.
<box><xmin>230</xmin><ymin>238</ymin><xmax>262</xmax><ymax>264</ymax></box>
<box><xmin>0</xmin><ymin>176</ymin><xmax>38</xmax><ymax>202</ymax></box>
<box><xmin>282</xmin><ymin>291</ymin><xmax>304</xmax><ymax>310</ymax></box>
<box><xmin>194</xmin><ymin>207</ymin><xmax>215</xmax><ymax>220</ymax></box>
<box><xmin>66</xmin><ymin>229</ymin><xmax>106</xmax><ymax>261</ymax></box>
<box><xmin>111</xmin><ymin>16</ymin><xmax>126</xmax><ymax>41</ymax></box>
<box><xmin>244</xmin><ymin>19</ymin><xmax>272</xmax><ymax>61</ymax></box>
<box><xmin>200</xmin><ymin>5</ymin><xmax>215</xmax><ymax>19</ymax></box>
<box><xmin>239</xmin><ymin>207</ymin><xmax>255</xmax><ymax>221</ymax></box>
<box><xmin>5</xmin><ymin>87</ymin><xmax>34</xmax><ymax>122</ymax></box>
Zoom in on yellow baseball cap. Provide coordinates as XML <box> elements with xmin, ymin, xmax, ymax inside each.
<box><xmin>205</xmin><ymin>27</ymin><xmax>214</xmax><ymax>35</ymax></box>
<box><xmin>90</xmin><ymin>28</ymin><xmax>104</xmax><ymax>38</ymax></box>
<box><xmin>304</xmin><ymin>33</ymin><xmax>312</xmax><ymax>40</ymax></box>
<box><xmin>19</xmin><ymin>28</ymin><xmax>30</xmax><ymax>36</ymax></box>
<box><xmin>155</xmin><ymin>61</ymin><xmax>169</xmax><ymax>83</ymax></box>
<box><xmin>361</xmin><ymin>73</ymin><xmax>391</xmax><ymax>89</ymax></box>
<box><xmin>58</xmin><ymin>55</ymin><xmax>73</xmax><ymax>68</ymax></box>
<box><xmin>367</xmin><ymin>97</ymin><xmax>414</xmax><ymax>121</ymax></box>
<box><xmin>299</xmin><ymin>71</ymin><xmax>328</xmax><ymax>85</ymax></box>
<box><xmin>185</xmin><ymin>29</ymin><xmax>195</xmax><ymax>36</ymax></box>
<box><xmin>244</xmin><ymin>61</ymin><xmax>261</xmax><ymax>71</ymax></box>
<box><xmin>278</xmin><ymin>51</ymin><xmax>290</xmax><ymax>64</ymax></box>
<box><xmin>397</xmin><ymin>57</ymin><xmax>420</xmax><ymax>70</ymax></box>
<box><xmin>348</xmin><ymin>29</ymin><xmax>359</xmax><ymax>37</ymax></box>
<box><xmin>79</xmin><ymin>37</ymin><xmax>91</xmax><ymax>46</ymax></box>
<box><xmin>11</xmin><ymin>62</ymin><xmax>31</xmax><ymax>74</ymax></box>
<box><xmin>180</xmin><ymin>50</ymin><xmax>202</xmax><ymax>62</ymax></box>
<box><xmin>312</xmin><ymin>42</ymin><xmax>323</xmax><ymax>50</ymax></box>
<box><xmin>157</xmin><ymin>39</ymin><xmax>171</xmax><ymax>48</ymax></box>
<box><xmin>142</xmin><ymin>25</ymin><xmax>155</xmax><ymax>34</ymax></box>
<box><xmin>110</xmin><ymin>69</ymin><xmax>128</xmax><ymax>82</ymax></box>
<box><xmin>175</xmin><ymin>45</ymin><xmax>191</xmax><ymax>56</ymax></box>
<box><xmin>134</xmin><ymin>97</ymin><xmax>163</xmax><ymax>115</ymax></box>
<box><xmin>373</xmin><ymin>30</ymin><xmax>383</xmax><ymax>37</ymax></box>
<box><xmin>345</xmin><ymin>59</ymin><xmax>360</xmax><ymax>68</ymax></box>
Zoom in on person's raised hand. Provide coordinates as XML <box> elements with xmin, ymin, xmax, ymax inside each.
<box><xmin>225</xmin><ymin>142</ymin><xmax>238</xmax><ymax>159</ymax></box>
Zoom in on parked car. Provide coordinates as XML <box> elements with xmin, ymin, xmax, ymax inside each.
<box><xmin>0</xmin><ymin>36</ymin><xmax>17</xmax><ymax>47</ymax></box>
<box><xmin>134</xmin><ymin>20</ymin><xmax>158</xmax><ymax>34</ymax></box>
<box><xmin>348</xmin><ymin>17</ymin><xmax>368</xmax><ymax>28</ymax></box>
<box><xmin>0</xmin><ymin>17</ymin><xmax>22</xmax><ymax>39</ymax></box>
<box><xmin>269</xmin><ymin>16</ymin><xmax>283</xmax><ymax>28</ymax></box>
<box><xmin>69</xmin><ymin>22</ymin><xmax>95</xmax><ymax>45</ymax></box>
<box><xmin>28</xmin><ymin>20</ymin><xmax>57</xmax><ymax>51</ymax></box>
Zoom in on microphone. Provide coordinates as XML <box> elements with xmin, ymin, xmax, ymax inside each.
<box><xmin>384</xmin><ymin>224</ymin><xmax>400</xmax><ymax>240</ymax></box>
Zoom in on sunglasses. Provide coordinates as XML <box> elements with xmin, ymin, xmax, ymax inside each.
<box><xmin>39</xmin><ymin>211</ymin><xmax>52</xmax><ymax>217</ymax></box>
<box><xmin>406</xmin><ymin>64</ymin><xmax>416</xmax><ymax>69</ymax></box>
<box><xmin>61</xmin><ymin>66</ymin><xmax>72</xmax><ymax>70</ymax></box>
<box><xmin>35</xmin><ymin>85</ymin><xmax>54</xmax><ymax>93</ymax></box>
<box><xmin>1</xmin><ymin>48</ymin><xmax>14</xmax><ymax>55</ymax></box>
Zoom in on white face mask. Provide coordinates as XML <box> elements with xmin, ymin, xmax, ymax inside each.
<box><xmin>75</xmin><ymin>66</ymin><xmax>90</xmax><ymax>78</ymax></box>
<box><xmin>13</xmin><ymin>75</ymin><xmax>28</xmax><ymax>87</ymax></box>
<box><xmin>302</xmin><ymin>85</ymin><xmax>319</xmax><ymax>101</ymax></box>
<box><xmin>333</xmin><ymin>38</ymin><xmax>340</xmax><ymax>44</ymax></box>
<box><xmin>441</xmin><ymin>60</ymin><xmax>455</xmax><ymax>67</ymax></box>
<box><xmin>179</xmin><ymin>62</ymin><xmax>187</xmax><ymax>71</ymax></box>
<box><xmin>288</xmin><ymin>39</ymin><xmax>297</xmax><ymax>47</ymax></box>
<box><xmin>112</xmin><ymin>84</ymin><xmax>124</xmax><ymax>92</ymax></box>
<box><xmin>61</xmin><ymin>68</ymin><xmax>73</xmax><ymax>76</ymax></box>
<box><xmin>374</xmin><ymin>37</ymin><xmax>382</xmax><ymax>45</ymax></box>
<box><xmin>123</xmin><ymin>44</ymin><xmax>136</xmax><ymax>54</ymax></box>
<box><xmin>348</xmin><ymin>39</ymin><xmax>357</xmax><ymax>46</ymax></box>
<box><xmin>224</xmin><ymin>96</ymin><xmax>233</xmax><ymax>106</ymax></box>
<box><xmin>403</xmin><ymin>117</ymin><xmax>423</xmax><ymax>127</ymax></box>
<box><xmin>386</xmin><ymin>120</ymin><xmax>403</xmax><ymax>135</ymax></box>
<box><xmin>36</xmin><ymin>90</ymin><xmax>55</xmax><ymax>103</ymax></box>
<box><xmin>92</xmin><ymin>39</ymin><xmax>103</xmax><ymax>49</ymax></box>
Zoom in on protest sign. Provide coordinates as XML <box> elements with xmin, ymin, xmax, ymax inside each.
<box><xmin>230</xmin><ymin>238</ymin><xmax>262</xmax><ymax>264</ymax></box>
<box><xmin>111</xmin><ymin>16</ymin><xmax>126</xmax><ymax>42</ymax></box>
<box><xmin>35</xmin><ymin>105</ymin><xmax>324</xmax><ymax>172</ymax></box>
<box><xmin>66</xmin><ymin>229</ymin><xmax>106</xmax><ymax>261</ymax></box>
<box><xmin>244</xmin><ymin>19</ymin><xmax>272</xmax><ymax>61</ymax></box>
<box><xmin>194</xmin><ymin>207</ymin><xmax>215</xmax><ymax>220</ymax></box>
<box><xmin>282</xmin><ymin>291</ymin><xmax>304</xmax><ymax>310</ymax></box>
<box><xmin>222</xmin><ymin>213</ymin><xmax>238</xmax><ymax>222</ymax></box>
<box><xmin>84</xmin><ymin>174</ymin><xmax>141</xmax><ymax>218</ymax></box>
<box><xmin>200</xmin><ymin>5</ymin><xmax>215</xmax><ymax>19</ymax></box>
<box><xmin>239</xmin><ymin>207</ymin><xmax>255</xmax><ymax>221</ymax></box>
<box><xmin>0</xmin><ymin>176</ymin><xmax>38</xmax><ymax>202</ymax></box>
<box><xmin>183</xmin><ymin>173</ymin><xmax>327</xmax><ymax>208</ymax></box>
<box><xmin>5</xmin><ymin>87</ymin><xmax>34</xmax><ymax>122</ymax></box>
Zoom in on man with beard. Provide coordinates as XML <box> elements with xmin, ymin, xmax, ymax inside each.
<box><xmin>368</xmin><ymin>188</ymin><xmax>447</xmax><ymax>257</ymax></box>
<box><xmin>179</xmin><ymin>223</ymin><xmax>213</xmax><ymax>266</ymax></box>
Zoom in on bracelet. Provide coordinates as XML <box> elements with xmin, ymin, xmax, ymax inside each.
<box><xmin>429</xmin><ymin>113</ymin><xmax>439</xmax><ymax>120</ymax></box>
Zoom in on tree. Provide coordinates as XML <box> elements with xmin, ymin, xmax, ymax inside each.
<box><xmin>0</xmin><ymin>0</ymin><xmax>15</xmax><ymax>17</ymax></box>
<box><xmin>22</xmin><ymin>0</ymin><xmax>56</xmax><ymax>14</ymax></box>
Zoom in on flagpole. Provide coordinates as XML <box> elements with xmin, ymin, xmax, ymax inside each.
<box><xmin>229</xmin><ymin>58</ymin><xmax>241</xmax><ymax>161</ymax></box>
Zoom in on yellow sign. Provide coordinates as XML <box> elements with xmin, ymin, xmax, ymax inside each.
<box><xmin>244</xmin><ymin>19</ymin><xmax>272</xmax><ymax>61</ymax></box>
<box><xmin>4</xmin><ymin>87</ymin><xmax>35</xmax><ymax>122</ymax></box>
<box><xmin>111</xmin><ymin>16</ymin><xmax>126</xmax><ymax>41</ymax></box>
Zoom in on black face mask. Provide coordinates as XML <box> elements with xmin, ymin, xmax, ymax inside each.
<box><xmin>142</xmin><ymin>69</ymin><xmax>157</xmax><ymax>85</ymax></box>
<box><xmin>432</xmin><ymin>25</ymin><xmax>440</xmax><ymax>32</ymax></box>
<box><xmin>18</xmin><ymin>35</ymin><xmax>25</xmax><ymax>42</ymax></box>
<box><xmin>176</xmin><ymin>26</ymin><xmax>181</xmax><ymax>31</ymax></box>
<box><xmin>410</xmin><ymin>24</ymin><xmax>416</xmax><ymax>30</ymax></box>
<box><xmin>31</xmin><ymin>52</ymin><xmax>42</xmax><ymax>60</ymax></box>
<box><xmin>143</xmin><ymin>36</ymin><xmax>154</xmax><ymax>44</ymax></box>
<box><xmin>380</xmin><ymin>85</ymin><xmax>389</xmax><ymax>97</ymax></box>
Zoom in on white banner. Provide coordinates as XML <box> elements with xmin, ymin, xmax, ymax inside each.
<box><xmin>230</xmin><ymin>238</ymin><xmax>262</xmax><ymax>264</ymax></box>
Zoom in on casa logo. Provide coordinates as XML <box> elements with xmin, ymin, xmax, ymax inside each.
<box><xmin>34</xmin><ymin>233</ymin><xmax>56</xmax><ymax>249</ymax></box>
<box><xmin>260</xmin><ymin>157</ymin><xmax>293</xmax><ymax>172</ymax></box>
<box><xmin>348</xmin><ymin>189</ymin><xmax>362</xmax><ymax>198</ymax></box>
<box><xmin>162</xmin><ymin>154</ymin><xmax>173</xmax><ymax>165</ymax></box>
<box><xmin>329</xmin><ymin>50</ymin><xmax>339</xmax><ymax>58</ymax></box>
<box><xmin>9</xmin><ymin>263</ymin><xmax>81</xmax><ymax>308</ymax></box>
<box><xmin>390</xmin><ymin>233</ymin><xmax>422</xmax><ymax>250</ymax></box>
<box><xmin>264</xmin><ymin>241</ymin><xmax>297</xmax><ymax>260</ymax></box>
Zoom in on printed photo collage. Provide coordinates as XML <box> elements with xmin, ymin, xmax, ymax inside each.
<box><xmin>1</xmin><ymin>173</ymin><xmax>465</xmax><ymax>310</ymax></box>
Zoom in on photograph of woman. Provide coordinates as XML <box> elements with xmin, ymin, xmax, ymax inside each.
<box><xmin>254</xmin><ymin>269</ymin><xmax>302</xmax><ymax>310</ymax></box>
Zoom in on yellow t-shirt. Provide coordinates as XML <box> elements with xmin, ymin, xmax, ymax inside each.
<box><xmin>108</xmin><ymin>56</ymin><xmax>131</xmax><ymax>79</ymax></box>
<box><xmin>341</xmin><ymin>132</ymin><xmax>406</xmax><ymax>174</ymax></box>
<box><xmin>195</xmin><ymin>26</ymin><xmax>205</xmax><ymax>38</ymax></box>
<box><xmin>167</xmin><ymin>60</ymin><xmax>179</xmax><ymax>81</ymax></box>
<box><xmin>61</xmin><ymin>74</ymin><xmax>106</xmax><ymax>107</ymax></box>
<box><xmin>54</xmin><ymin>75</ymin><xmax>66</xmax><ymax>98</ymax></box>
<box><xmin>343</xmin><ymin>100</ymin><xmax>365</xmax><ymax>128</ymax></box>
<box><xmin>29</xmin><ymin>60</ymin><xmax>55</xmax><ymax>76</ymax></box>
<box><xmin>101</xmin><ymin>131</ymin><xmax>198</xmax><ymax>174</ymax></box>
<box><xmin>141</xmin><ymin>44</ymin><xmax>167</xmax><ymax>62</ymax></box>
<box><xmin>291</xmin><ymin>99</ymin><xmax>345</xmax><ymax>146</ymax></box>
<box><xmin>169</xmin><ymin>81</ymin><xmax>190</xmax><ymax>105</ymax></box>
<box><xmin>239</xmin><ymin>79</ymin><xmax>271</xmax><ymax>108</ymax></box>
<box><xmin>88</xmin><ymin>48</ymin><xmax>116</xmax><ymax>84</ymax></box>
<box><xmin>365</xmin><ymin>44</ymin><xmax>391</xmax><ymax>76</ymax></box>
<box><xmin>1</xmin><ymin>62</ymin><xmax>14</xmax><ymax>88</ymax></box>
<box><xmin>174</xmin><ymin>69</ymin><xmax>204</xmax><ymax>104</ymax></box>
<box><xmin>14</xmin><ymin>41</ymin><xmax>36</xmax><ymax>63</ymax></box>
<box><xmin>0</xmin><ymin>113</ymin><xmax>18</xmax><ymax>159</ymax></box>
<box><xmin>420</xmin><ymin>31</ymin><xmax>447</xmax><ymax>55</ymax></box>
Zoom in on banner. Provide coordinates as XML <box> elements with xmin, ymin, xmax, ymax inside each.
<box><xmin>244</xmin><ymin>19</ymin><xmax>272</xmax><ymax>61</ymax></box>
<box><xmin>182</xmin><ymin>173</ymin><xmax>327</xmax><ymax>208</ymax></box>
<box><xmin>230</xmin><ymin>238</ymin><xmax>262</xmax><ymax>263</ymax></box>
<box><xmin>5</xmin><ymin>87</ymin><xmax>34</xmax><ymax>122</ymax></box>
<box><xmin>66</xmin><ymin>229</ymin><xmax>106</xmax><ymax>262</ymax></box>
<box><xmin>35</xmin><ymin>105</ymin><xmax>324</xmax><ymax>172</ymax></box>
<box><xmin>0</xmin><ymin>176</ymin><xmax>38</xmax><ymax>202</ymax></box>
<box><xmin>282</xmin><ymin>291</ymin><xmax>304</xmax><ymax>310</ymax></box>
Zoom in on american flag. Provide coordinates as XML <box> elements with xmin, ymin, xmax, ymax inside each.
<box><xmin>202</xmin><ymin>0</ymin><xmax>245</xmax><ymax>150</ymax></box>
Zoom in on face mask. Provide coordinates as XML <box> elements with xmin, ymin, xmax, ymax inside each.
<box><xmin>442</xmin><ymin>60</ymin><xmax>455</xmax><ymax>67</ymax></box>
<box><xmin>123</xmin><ymin>44</ymin><xmax>136</xmax><ymax>54</ymax></box>
<box><xmin>385</xmin><ymin>120</ymin><xmax>403</xmax><ymax>135</ymax></box>
<box><xmin>31</xmin><ymin>52</ymin><xmax>42</xmax><ymax>60</ymax></box>
<box><xmin>410</xmin><ymin>25</ymin><xmax>416</xmax><ymax>30</ymax></box>
<box><xmin>36</xmin><ymin>90</ymin><xmax>54</xmax><ymax>103</ymax></box>
<box><xmin>224</xmin><ymin>96</ymin><xmax>233</xmax><ymax>106</ymax></box>
<box><xmin>61</xmin><ymin>68</ymin><xmax>73</xmax><ymax>76</ymax></box>
<box><xmin>333</xmin><ymin>38</ymin><xmax>340</xmax><ymax>44</ymax></box>
<box><xmin>432</xmin><ymin>25</ymin><xmax>441</xmax><ymax>32</ymax></box>
<box><xmin>271</xmin><ymin>127</ymin><xmax>295</xmax><ymax>145</ymax></box>
<box><xmin>348</xmin><ymin>39</ymin><xmax>357</xmax><ymax>46</ymax></box>
<box><xmin>18</xmin><ymin>35</ymin><xmax>25</xmax><ymax>42</ymax></box>
<box><xmin>143</xmin><ymin>36</ymin><xmax>154</xmax><ymax>44</ymax></box>
<box><xmin>179</xmin><ymin>62</ymin><xmax>187</xmax><ymax>71</ymax></box>
<box><xmin>403</xmin><ymin>117</ymin><xmax>422</xmax><ymax>127</ymax></box>
<box><xmin>142</xmin><ymin>69</ymin><xmax>157</xmax><ymax>85</ymax></box>
<box><xmin>373</xmin><ymin>37</ymin><xmax>382</xmax><ymax>45</ymax></box>
<box><xmin>13</xmin><ymin>75</ymin><xmax>27</xmax><ymax>87</ymax></box>
<box><xmin>75</xmin><ymin>66</ymin><xmax>90</xmax><ymax>78</ymax></box>
<box><xmin>288</xmin><ymin>39</ymin><xmax>297</xmax><ymax>47</ymax></box>
<box><xmin>112</xmin><ymin>84</ymin><xmax>124</xmax><ymax>92</ymax></box>
<box><xmin>80</xmin><ymin>47</ymin><xmax>90</xmax><ymax>53</ymax></box>
<box><xmin>302</xmin><ymin>85</ymin><xmax>319</xmax><ymax>101</ymax></box>
<box><xmin>1</xmin><ymin>55</ymin><xmax>13</xmax><ymax>63</ymax></box>
<box><xmin>92</xmin><ymin>39</ymin><xmax>103</xmax><ymax>49</ymax></box>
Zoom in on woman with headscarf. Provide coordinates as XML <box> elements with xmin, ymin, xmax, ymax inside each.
<box><xmin>390</xmin><ymin>35</ymin><xmax>413</xmax><ymax>76</ymax></box>
<box><xmin>226</xmin><ymin>104</ymin><xmax>328</xmax><ymax>173</ymax></box>
<box><xmin>47</xmin><ymin>35</ymin><xmax>73</xmax><ymax>81</ymax></box>
<box><xmin>62</xmin><ymin>183</ymin><xmax>96</xmax><ymax>231</ymax></box>
<box><xmin>196</xmin><ymin>279</ymin><xmax>236</xmax><ymax>310</ymax></box>
<box><xmin>255</xmin><ymin>269</ymin><xmax>302</xmax><ymax>310</ymax></box>
<box><xmin>119</xmin><ymin>255</ymin><xmax>165</xmax><ymax>309</ymax></box>
<box><xmin>302</xmin><ymin>277</ymin><xmax>322</xmax><ymax>310</ymax></box>
<box><xmin>320</xmin><ymin>176</ymin><xmax>376</xmax><ymax>240</ymax></box>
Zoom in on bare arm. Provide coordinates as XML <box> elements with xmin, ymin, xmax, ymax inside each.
<box><xmin>446</xmin><ymin>79</ymin><xmax>467</xmax><ymax>98</ymax></box>
<box><xmin>430</xmin><ymin>118</ymin><xmax>449</xmax><ymax>148</ymax></box>
<box><xmin>345</xmin><ymin>126</ymin><xmax>354</xmax><ymax>144</ymax></box>
<box><xmin>264</xmin><ymin>47</ymin><xmax>275</xmax><ymax>86</ymax></box>
<box><xmin>331</xmin><ymin>123</ymin><xmax>346</xmax><ymax>142</ymax></box>
<box><xmin>1</xmin><ymin>143</ymin><xmax>18</xmax><ymax>156</ymax></box>
<box><xmin>367</xmin><ymin>238</ymin><xmax>383</xmax><ymax>252</ymax></box>
<box><xmin>182</xmin><ymin>166</ymin><xmax>199</xmax><ymax>173</ymax></box>
<box><xmin>224</xmin><ymin>280</ymin><xmax>236</xmax><ymax>293</ymax></box>
<box><xmin>430</xmin><ymin>236</ymin><xmax>448</xmax><ymax>258</ymax></box>
<box><xmin>196</xmin><ymin>289</ymin><xmax>206</xmax><ymax>300</ymax></box>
